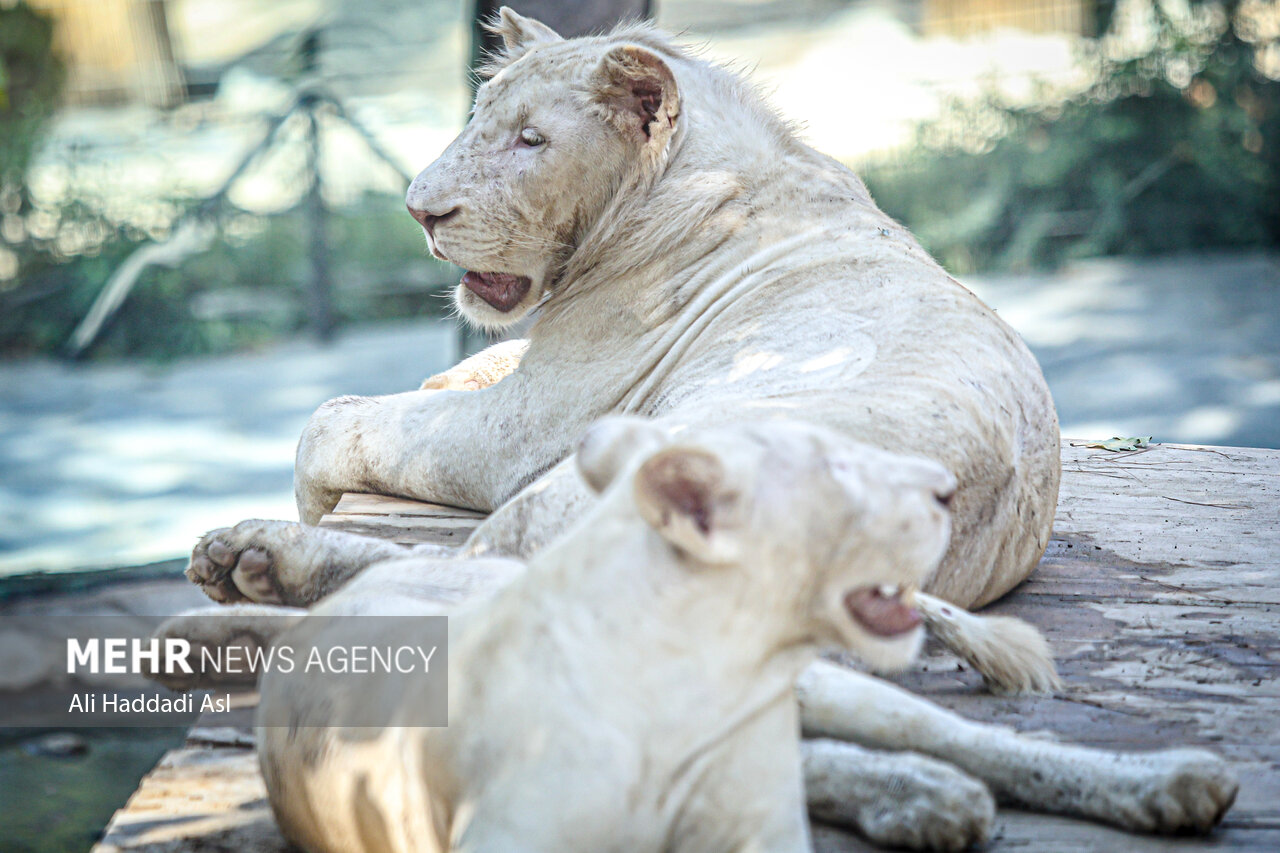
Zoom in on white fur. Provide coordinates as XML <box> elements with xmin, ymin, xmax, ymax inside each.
<box><xmin>291</xmin><ymin>12</ymin><xmax>1061</xmax><ymax>615</ymax></box>
<box><xmin>797</xmin><ymin>661</ymin><xmax>1238</xmax><ymax>836</ymax></box>
<box><xmin>160</xmin><ymin>421</ymin><xmax>1236</xmax><ymax>852</ymax></box>
<box><xmin>167</xmin><ymin>420</ymin><xmax>957</xmax><ymax>852</ymax></box>
<box><xmin>915</xmin><ymin>591</ymin><xmax>1061</xmax><ymax>695</ymax></box>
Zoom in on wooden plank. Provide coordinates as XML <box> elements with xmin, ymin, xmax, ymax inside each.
<box><xmin>329</xmin><ymin>493</ymin><xmax>487</xmax><ymax>520</ymax></box>
<box><xmin>94</xmin><ymin>747</ymin><xmax>286</xmax><ymax>853</ymax></box>
<box><xmin>876</xmin><ymin>441</ymin><xmax>1280</xmax><ymax>849</ymax></box>
<box><xmin>97</xmin><ymin>440</ymin><xmax>1280</xmax><ymax>851</ymax></box>
<box><xmin>1053</xmin><ymin>441</ymin><xmax>1279</xmax><ymax>604</ymax></box>
<box><xmin>816</xmin><ymin>814</ymin><xmax>1280</xmax><ymax>852</ymax></box>
<box><xmin>319</xmin><ymin>494</ymin><xmax>486</xmax><ymax>546</ymax></box>
<box><xmin>318</xmin><ymin>513</ymin><xmax>483</xmax><ymax>546</ymax></box>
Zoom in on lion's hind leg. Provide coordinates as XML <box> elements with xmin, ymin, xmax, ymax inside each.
<box><xmin>797</xmin><ymin>661</ymin><xmax>1237</xmax><ymax>835</ymax></box>
<box><xmin>147</xmin><ymin>603</ymin><xmax>304</xmax><ymax>691</ymax></box>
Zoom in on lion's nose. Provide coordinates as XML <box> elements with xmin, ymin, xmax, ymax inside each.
<box><xmin>407</xmin><ymin>204</ymin><xmax>458</xmax><ymax>237</ymax></box>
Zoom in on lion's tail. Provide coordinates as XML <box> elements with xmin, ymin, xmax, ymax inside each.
<box><xmin>915</xmin><ymin>592</ymin><xmax>1061</xmax><ymax>695</ymax></box>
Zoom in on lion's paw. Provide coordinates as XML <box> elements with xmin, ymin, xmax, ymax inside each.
<box><xmin>1104</xmin><ymin>748</ymin><xmax>1238</xmax><ymax>834</ymax></box>
<box><xmin>420</xmin><ymin>370</ymin><xmax>483</xmax><ymax>391</ymax></box>
<box><xmin>857</xmin><ymin>757</ymin><xmax>994</xmax><ymax>851</ymax></box>
<box><xmin>805</xmin><ymin>740</ymin><xmax>993</xmax><ymax>852</ymax></box>
<box><xmin>186</xmin><ymin>522</ymin><xmax>292</xmax><ymax>605</ymax></box>
<box><xmin>420</xmin><ymin>339</ymin><xmax>528</xmax><ymax>392</ymax></box>
<box><xmin>147</xmin><ymin>606</ymin><xmax>295</xmax><ymax>690</ymax></box>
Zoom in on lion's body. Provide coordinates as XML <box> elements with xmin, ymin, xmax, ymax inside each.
<box><xmin>343</xmin><ymin>19</ymin><xmax>1059</xmax><ymax>609</ymax></box>
<box><xmin>474</xmin><ymin>193</ymin><xmax>1058</xmax><ymax>608</ymax></box>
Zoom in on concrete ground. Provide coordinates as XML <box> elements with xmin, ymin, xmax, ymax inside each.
<box><xmin>0</xmin><ymin>319</ymin><xmax>457</xmax><ymax>577</ymax></box>
<box><xmin>0</xmin><ymin>251</ymin><xmax>1276</xmax><ymax>579</ymax></box>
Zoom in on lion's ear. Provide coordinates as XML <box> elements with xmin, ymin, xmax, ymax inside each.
<box><xmin>576</xmin><ymin>416</ymin><xmax>667</xmax><ymax>494</ymax></box>
<box><xmin>633</xmin><ymin>445</ymin><xmax>741</xmax><ymax>566</ymax></box>
<box><xmin>591</xmin><ymin>45</ymin><xmax>680</xmax><ymax>147</ymax></box>
<box><xmin>490</xmin><ymin>7</ymin><xmax>563</xmax><ymax>53</ymax></box>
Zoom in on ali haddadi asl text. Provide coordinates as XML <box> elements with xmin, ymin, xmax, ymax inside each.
<box><xmin>67</xmin><ymin>692</ymin><xmax>230</xmax><ymax>715</ymax></box>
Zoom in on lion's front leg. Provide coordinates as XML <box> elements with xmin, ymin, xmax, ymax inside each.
<box><xmin>294</xmin><ymin>373</ymin><xmax>585</xmax><ymax>524</ymax></box>
<box><xmin>147</xmin><ymin>603</ymin><xmax>304</xmax><ymax>690</ymax></box>
<box><xmin>185</xmin><ymin>519</ymin><xmax>443</xmax><ymax>605</ymax></box>
<box><xmin>421</xmin><ymin>339</ymin><xmax>529</xmax><ymax>391</ymax></box>
<box><xmin>796</xmin><ymin>661</ymin><xmax>1238</xmax><ymax>835</ymax></box>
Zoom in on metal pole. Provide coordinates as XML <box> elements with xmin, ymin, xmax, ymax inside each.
<box><xmin>299</xmin><ymin>28</ymin><xmax>335</xmax><ymax>342</ymax></box>
<box><xmin>303</xmin><ymin>96</ymin><xmax>336</xmax><ymax>342</ymax></box>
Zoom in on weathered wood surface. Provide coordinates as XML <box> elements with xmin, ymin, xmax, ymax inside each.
<box><xmin>95</xmin><ymin>440</ymin><xmax>1280</xmax><ymax>851</ymax></box>
<box><xmin>318</xmin><ymin>492</ymin><xmax>486</xmax><ymax>545</ymax></box>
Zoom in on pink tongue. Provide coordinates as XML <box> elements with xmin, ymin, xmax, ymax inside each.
<box><xmin>462</xmin><ymin>271</ymin><xmax>532</xmax><ymax>312</ymax></box>
<box><xmin>844</xmin><ymin>588</ymin><xmax>921</xmax><ymax>637</ymax></box>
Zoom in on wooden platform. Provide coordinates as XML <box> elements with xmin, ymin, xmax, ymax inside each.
<box><xmin>95</xmin><ymin>441</ymin><xmax>1280</xmax><ymax>852</ymax></box>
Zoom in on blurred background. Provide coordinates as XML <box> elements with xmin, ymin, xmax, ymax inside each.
<box><xmin>0</xmin><ymin>1</ymin><xmax>1276</xmax><ymax>848</ymax></box>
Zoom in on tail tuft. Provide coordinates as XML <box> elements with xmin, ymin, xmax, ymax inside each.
<box><xmin>915</xmin><ymin>592</ymin><xmax>1061</xmax><ymax>695</ymax></box>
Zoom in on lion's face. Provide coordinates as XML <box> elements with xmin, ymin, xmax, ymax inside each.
<box><xmin>406</xmin><ymin>10</ymin><xmax>681</xmax><ymax>330</ymax></box>
<box><xmin>577</xmin><ymin>417</ymin><xmax>956</xmax><ymax>673</ymax></box>
<box><xmin>791</xmin><ymin>433</ymin><xmax>955</xmax><ymax>671</ymax></box>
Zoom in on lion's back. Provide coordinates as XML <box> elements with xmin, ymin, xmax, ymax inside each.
<box><xmin>647</xmin><ymin>217</ymin><xmax>1060</xmax><ymax>607</ymax></box>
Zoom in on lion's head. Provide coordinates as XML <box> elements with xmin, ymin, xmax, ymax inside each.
<box><xmin>576</xmin><ymin>417</ymin><xmax>957</xmax><ymax>672</ymax></box>
<box><xmin>406</xmin><ymin>8</ymin><xmax>682</xmax><ymax>330</ymax></box>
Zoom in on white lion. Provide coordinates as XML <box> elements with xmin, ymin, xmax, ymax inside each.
<box><xmin>188</xmin><ymin>7</ymin><xmax>1063</xmax><ymax>693</ymax></box>
<box><xmin>172</xmin><ymin>8</ymin><xmax>1237</xmax><ymax>846</ymax></box>
<box><xmin>157</xmin><ymin>418</ymin><xmax>1233</xmax><ymax>852</ymax></box>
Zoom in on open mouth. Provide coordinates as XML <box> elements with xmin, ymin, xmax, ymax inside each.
<box><xmin>462</xmin><ymin>271</ymin><xmax>533</xmax><ymax>313</ymax></box>
<box><xmin>844</xmin><ymin>584</ymin><xmax>921</xmax><ymax>637</ymax></box>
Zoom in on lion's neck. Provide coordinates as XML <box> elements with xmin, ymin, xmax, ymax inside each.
<box><xmin>527</xmin><ymin>64</ymin><xmax>887</xmax><ymax>412</ymax></box>
<box><xmin>547</xmin><ymin>59</ymin><xmax>868</xmax><ymax>320</ymax></box>
<box><xmin>456</xmin><ymin>517</ymin><xmax>809</xmax><ymax>827</ymax></box>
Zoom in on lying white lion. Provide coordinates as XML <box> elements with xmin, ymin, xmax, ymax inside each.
<box><xmin>173</xmin><ymin>8</ymin><xmax>1237</xmax><ymax>844</ymax></box>
<box><xmin>157</xmin><ymin>418</ymin><xmax>1235</xmax><ymax>852</ymax></box>
<box><xmin>187</xmin><ymin>6</ymin><xmax>1062</xmax><ymax>695</ymax></box>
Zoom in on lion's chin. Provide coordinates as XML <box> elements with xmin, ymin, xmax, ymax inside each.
<box><xmin>454</xmin><ymin>279</ymin><xmax>538</xmax><ymax>332</ymax></box>
<box><xmin>461</xmin><ymin>271</ymin><xmax>533</xmax><ymax>313</ymax></box>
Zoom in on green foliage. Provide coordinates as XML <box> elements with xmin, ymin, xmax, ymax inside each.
<box><xmin>0</xmin><ymin>2</ymin><xmax>64</xmax><ymax>183</ymax></box>
<box><xmin>862</xmin><ymin>0</ymin><xmax>1280</xmax><ymax>274</ymax></box>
